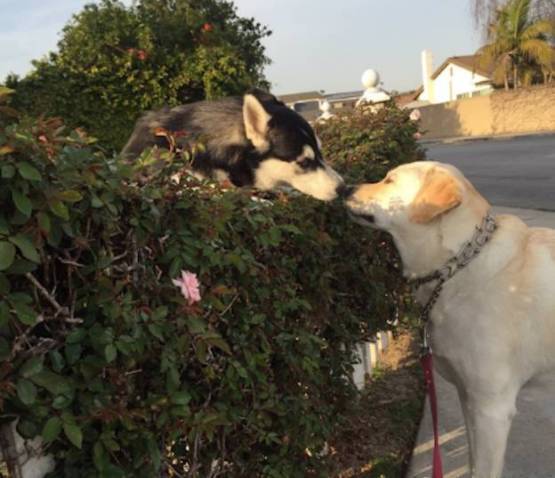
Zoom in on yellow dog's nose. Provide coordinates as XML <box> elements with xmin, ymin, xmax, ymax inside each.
<box><xmin>337</xmin><ymin>184</ymin><xmax>355</xmax><ymax>199</ymax></box>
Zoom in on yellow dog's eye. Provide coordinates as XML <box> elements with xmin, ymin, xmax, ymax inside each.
<box><xmin>384</xmin><ymin>177</ymin><xmax>394</xmax><ymax>184</ymax></box>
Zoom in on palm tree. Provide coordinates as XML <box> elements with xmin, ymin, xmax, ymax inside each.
<box><xmin>477</xmin><ymin>0</ymin><xmax>553</xmax><ymax>89</ymax></box>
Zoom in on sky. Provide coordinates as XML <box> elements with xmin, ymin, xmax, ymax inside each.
<box><xmin>0</xmin><ymin>0</ymin><xmax>481</xmax><ymax>95</ymax></box>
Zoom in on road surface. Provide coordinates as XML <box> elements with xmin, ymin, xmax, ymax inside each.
<box><xmin>424</xmin><ymin>134</ymin><xmax>555</xmax><ymax>211</ymax></box>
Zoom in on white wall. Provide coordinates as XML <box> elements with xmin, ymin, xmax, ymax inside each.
<box><xmin>418</xmin><ymin>63</ymin><xmax>492</xmax><ymax>104</ymax></box>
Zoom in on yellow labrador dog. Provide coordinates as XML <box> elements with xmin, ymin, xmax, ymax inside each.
<box><xmin>345</xmin><ymin>161</ymin><xmax>555</xmax><ymax>478</ymax></box>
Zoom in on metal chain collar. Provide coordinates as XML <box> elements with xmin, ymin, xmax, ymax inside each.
<box><xmin>409</xmin><ymin>212</ymin><xmax>497</xmax><ymax>352</ymax></box>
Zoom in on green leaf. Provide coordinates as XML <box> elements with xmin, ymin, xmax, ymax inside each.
<box><xmin>11</xmin><ymin>189</ymin><xmax>32</xmax><ymax>217</ymax></box>
<box><xmin>104</xmin><ymin>344</ymin><xmax>117</xmax><ymax>363</ymax></box>
<box><xmin>187</xmin><ymin>317</ymin><xmax>206</xmax><ymax>334</ymax></box>
<box><xmin>93</xmin><ymin>441</ymin><xmax>107</xmax><ymax>471</ymax></box>
<box><xmin>20</xmin><ymin>356</ymin><xmax>44</xmax><ymax>378</ymax></box>
<box><xmin>66</xmin><ymin>328</ymin><xmax>86</xmax><ymax>344</ymax></box>
<box><xmin>31</xmin><ymin>370</ymin><xmax>72</xmax><ymax>396</ymax></box>
<box><xmin>17</xmin><ymin>162</ymin><xmax>42</xmax><ymax>181</ymax></box>
<box><xmin>63</xmin><ymin>421</ymin><xmax>83</xmax><ymax>449</ymax></box>
<box><xmin>13</xmin><ymin>302</ymin><xmax>37</xmax><ymax>325</ymax></box>
<box><xmin>205</xmin><ymin>334</ymin><xmax>232</xmax><ymax>355</ymax></box>
<box><xmin>91</xmin><ymin>195</ymin><xmax>103</xmax><ymax>208</ymax></box>
<box><xmin>1</xmin><ymin>164</ymin><xmax>15</xmax><ymax>178</ymax></box>
<box><xmin>0</xmin><ymin>241</ymin><xmax>16</xmax><ymax>271</ymax></box>
<box><xmin>9</xmin><ymin>234</ymin><xmax>40</xmax><ymax>263</ymax></box>
<box><xmin>52</xmin><ymin>395</ymin><xmax>73</xmax><ymax>409</ymax></box>
<box><xmin>17</xmin><ymin>378</ymin><xmax>37</xmax><ymax>405</ymax></box>
<box><xmin>147</xmin><ymin>323</ymin><xmax>164</xmax><ymax>341</ymax></box>
<box><xmin>146</xmin><ymin>436</ymin><xmax>161</xmax><ymax>469</ymax></box>
<box><xmin>17</xmin><ymin>419</ymin><xmax>38</xmax><ymax>439</ymax></box>
<box><xmin>10</xmin><ymin>292</ymin><xmax>32</xmax><ymax>304</ymax></box>
<box><xmin>0</xmin><ymin>337</ymin><xmax>9</xmax><ymax>360</ymax></box>
<box><xmin>0</xmin><ymin>215</ymin><xmax>9</xmax><ymax>235</ymax></box>
<box><xmin>49</xmin><ymin>350</ymin><xmax>65</xmax><ymax>372</ymax></box>
<box><xmin>37</xmin><ymin>212</ymin><xmax>51</xmax><ymax>233</ymax></box>
<box><xmin>42</xmin><ymin>417</ymin><xmax>62</xmax><ymax>443</ymax></box>
<box><xmin>170</xmin><ymin>391</ymin><xmax>191</xmax><ymax>405</ymax></box>
<box><xmin>101</xmin><ymin>465</ymin><xmax>125</xmax><ymax>478</ymax></box>
<box><xmin>6</xmin><ymin>259</ymin><xmax>37</xmax><ymax>275</ymax></box>
<box><xmin>64</xmin><ymin>344</ymin><xmax>82</xmax><ymax>365</ymax></box>
<box><xmin>58</xmin><ymin>190</ymin><xmax>83</xmax><ymax>203</ymax></box>
<box><xmin>0</xmin><ymin>274</ymin><xmax>9</xmax><ymax>294</ymax></box>
<box><xmin>0</xmin><ymin>301</ymin><xmax>10</xmax><ymax>328</ymax></box>
<box><xmin>152</xmin><ymin>306</ymin><xmax>168</xmax><ymax>320</ymax></box>
<box><xmin>48</xmin><ymin>199</ymin><xmax>69</xmax><ymax>220</ymax></box>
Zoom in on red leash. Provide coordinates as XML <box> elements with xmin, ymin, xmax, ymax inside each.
<box><xmin>421</xmin><ymin>352</ymin><xmax>444</xmax><ymax>478</ymax></box>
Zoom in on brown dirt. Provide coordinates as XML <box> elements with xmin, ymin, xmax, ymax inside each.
<box><xmin>326</xmin><ymin>331</ymin><xmax>425</xmax><ymax>478</ymax></box>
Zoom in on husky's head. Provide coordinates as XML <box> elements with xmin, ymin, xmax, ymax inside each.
<box><xmin>242</xmin><ymin>92</ymin><xmax>345</xmax><ymax>201</ymax></box>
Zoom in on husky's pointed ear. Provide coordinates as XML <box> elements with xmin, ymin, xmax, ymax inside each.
<box><xmin>243</xmin><ymin>94</ymin><xmax>271</xmax><ymax>151</ymax></box>
<box><xmin>247</xmin><ymin>88</ymin><xmax>282</xmax><ymax>105</ymax></box>
<box><xmin>409</xmin><ymin>168</ymin><xmax>462</xmax><ymax>224</ymax></box>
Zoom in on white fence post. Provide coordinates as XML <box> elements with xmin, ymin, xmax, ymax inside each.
<box><xmin>0</xmin><ymin>421</ymin><xmax>55</xmax><ymax>478</ymax></box>
<box><xmin>352</xmin><ymin>331</ymin><xmax>393</xmax><ymax>390</ymax></box>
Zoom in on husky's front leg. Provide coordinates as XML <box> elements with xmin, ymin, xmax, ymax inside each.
<box><xmin>461</xmin><ymin>388</ymin><xmax>518</xmax><ymax>478</ymax></box>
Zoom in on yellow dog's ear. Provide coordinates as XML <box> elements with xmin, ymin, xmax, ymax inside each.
<box><xmin>409</xmin><ymin>168</ymin><xmax>462</xmax><ymax>224</ymax></box>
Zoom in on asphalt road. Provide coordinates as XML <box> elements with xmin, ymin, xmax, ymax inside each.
<box><xmin>424</xmin><ymin>134</ymin><xmax>555</xmax><ymax>211</ymax></box>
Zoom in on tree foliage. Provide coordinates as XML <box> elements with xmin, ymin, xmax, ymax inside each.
<box><xmin>472</xmin><ymin>0</ymin><xmax>555</xmax><ymax>31</ymax></box>
<box><xmin>5</xmin><ymin>0</ymin><xmax>271</xmax><ymax>150</ymax></box>
<box><xmin>476</xmin><ymin>0</ymin><xmax>554</xmax><ymax>88</ymax></box>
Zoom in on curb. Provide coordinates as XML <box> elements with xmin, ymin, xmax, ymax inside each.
<box><xmin>419</xmin><ymin>130</ymin><xmax>555</xmax><ymax>146</ymax></box>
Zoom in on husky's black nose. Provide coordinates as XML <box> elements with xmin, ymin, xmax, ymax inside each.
<box><xmin>336</xmin><ymin>184</ymin><xmax>354</xmax><ymax>199</ymax></box>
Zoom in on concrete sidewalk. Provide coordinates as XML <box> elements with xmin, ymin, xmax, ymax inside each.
<box><xmin>406</xmin><ymin>207</ymin><xmax>555</xmax><ymax>478</ymax></box>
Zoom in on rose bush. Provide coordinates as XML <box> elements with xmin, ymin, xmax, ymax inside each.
<box><xmin>0</xmin><ymin>100</ymin><xmax>423</xmax><ymax>477</ymax></box>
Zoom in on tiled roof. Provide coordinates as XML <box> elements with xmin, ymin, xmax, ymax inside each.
<box><xmin>324</xmin><ymin>90</ymin><xmax>364</xmax><ymax>101</ymax></box>
<box><xmin>278</xmin><ymin>91</ymin><xmax>324</xmax><ymax>103</ymax></box>
<box><xmin>393</xmin><ymin>88</ymin><xmax>423</xmax><ymax>107</ymax></box>
<box><xmin>431</xmin><ymin>55</ymin><xmax>492</xmax><ymax>80</ymax></box>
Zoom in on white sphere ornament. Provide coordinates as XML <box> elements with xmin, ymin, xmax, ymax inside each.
<box><xmin>361</xmin><ymin>69</ymin><xmax>380</xmax><ymax>89</ymax></box>
<box><xmin>317</xmin><ymin>100</ymin><xmax>334</xmax><ymax>122</ymax></box>
<box><xmin>356</xmin><ymin>69</ymin><xmax>390</xmax><ymax>108</ymax></box>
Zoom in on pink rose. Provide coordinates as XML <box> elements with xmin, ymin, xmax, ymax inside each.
<box><xmin>409</xmin><ymin>109</ymin><xmax>421</xmax><ymax>121</ymax></box>
<box><xmin>172</xmin><ymin>270</ymin><xmax>201</xmax><ymax>305</ymax></box>
<box><xmin>413</xmin><ymin>132</ymin><xmax>422</xmax><ymax>140</ymax></box>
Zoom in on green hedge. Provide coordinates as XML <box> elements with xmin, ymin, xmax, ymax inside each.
<box><xmin>0</xmin><ymin>102</ymin><xmax>423</xmax><ymax>477</ymax></box>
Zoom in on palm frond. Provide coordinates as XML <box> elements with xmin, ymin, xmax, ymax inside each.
<box><xmin>507</xmin><ymin>0</ymin><xmax>532</xmax><ymax>37</ymax></box>
<box><xmin>478</xmin><ymin>0</ymin><xmax>553</xmax><ymax>87</ymax></box>
<box><xmin>521</xmin><ymin>19</ymin><xmax>554</xmax><ymax>40</ymax></box>
<box><xmin>520</xmin><ymin>38</ymin><xmax>554</xmax><ymax>66</ymax></box>
<box><xmin>519</xmin><ymin>66</ymin><xmax>535</xmax><ymax>86</ymax></box>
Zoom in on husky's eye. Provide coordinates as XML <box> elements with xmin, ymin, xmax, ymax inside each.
<box><xmin>297</xmin><ymin>158</ymin><xmax>313</xmax><ymax>169</ymax></box>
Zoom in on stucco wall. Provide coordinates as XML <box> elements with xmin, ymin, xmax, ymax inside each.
<box><xmin>491</xmin><ymin>86</ymin><xmax>555</xmax><ymax>135</ymax></box>
<box><xmin>419</xmin><ymin>85</ymin><xmax>555</xmax><ymax>139</ymax></box>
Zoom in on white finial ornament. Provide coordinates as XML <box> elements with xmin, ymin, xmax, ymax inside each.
<box><xmin>317</xmin><ymin>100</ymin><xmax>334</xmax><ymax>122</ymax></box>
<box><xmin>356</xmin><ymin>68</ymin><xmax>390</xmax><ymax>107</ymax></box>
<box><xmin>361</xmin><ymin>69</ymin><xmax>380</xmax><ymax>89</ymax></box>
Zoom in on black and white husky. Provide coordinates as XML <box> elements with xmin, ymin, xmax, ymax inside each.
<box><xmin>121</xmin><ymin>90</ymin><xmax>344</xmax><ymax>201</ymax></box>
